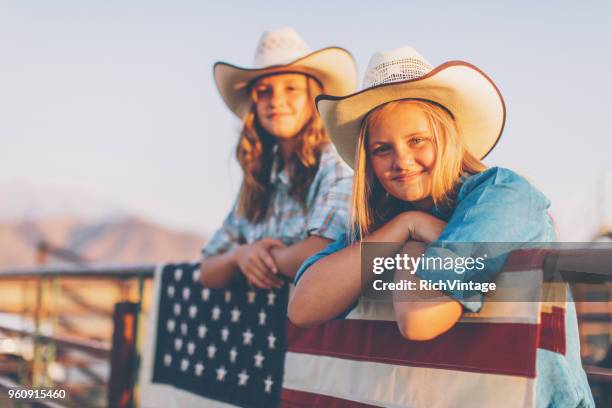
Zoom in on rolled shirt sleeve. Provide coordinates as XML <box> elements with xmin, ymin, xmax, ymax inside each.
<box><xmin>415</xmin><ymin>167</ymin><xmax>554</xmax><ymax>312</ymax></box>
<box><xmin>201</xmin><ymin>200</ymin><xmax>244</xmax><ymax>258</ymax></box>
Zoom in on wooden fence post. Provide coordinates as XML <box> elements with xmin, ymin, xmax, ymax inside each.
<box><xmin>108</xmin><ymin>302</ymin><xmax>139</xmax><ymax>408</ymax></box>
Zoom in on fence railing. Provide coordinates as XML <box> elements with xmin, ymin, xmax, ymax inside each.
<box><xmin>0</xmin><ymin>264</ymin><xmax>155</xmax><ymax>408</ymax></box>
<box><xmin>1</xmin><ymin>253</ymin><xmax>612</xmax><ymax>407</ymax></box>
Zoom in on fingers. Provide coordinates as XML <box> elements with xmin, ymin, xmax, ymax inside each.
<box><xmin>243</xmin><ymin>258</ymin><xmax>283</xmax><ymax>289</ymax></box>
<box><xmin>247</xmin><ymin>267</ymin><xmax>283</xmax><ymax>289</ymax></box>
<box><xmin>260</xmin><ymin>238</ymin><xmax>286</xmax><ymax>249</ymax></box>
<box><xmin>245</xmin><ymin>269</ymin><xmax>273</xmax><ymax>288</ymax></box>
<box><xmin>259</xmin><ymin>249</ymin><xmax>279</xmax><ymax>274</ymax></box>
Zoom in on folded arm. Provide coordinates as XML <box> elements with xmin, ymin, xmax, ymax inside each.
<box><xmin>289</xmin><ymin>211</ymin><xmax>462</xmax><ymax>340</ymax></box>
<box><xmin>200</xmin><ymin>235</ymin><xmax>331</xmax><ymax>289</ymax></box>
<box><xmin>392</xmin><ymin>241</ymin><xmax>462</xmax><ymax>340</ymax></box>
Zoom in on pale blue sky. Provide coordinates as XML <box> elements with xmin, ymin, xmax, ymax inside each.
<box><xmin>1</xmin><ymin>1</ymin><xmax>611</xmax><ymax>240</ymax></box>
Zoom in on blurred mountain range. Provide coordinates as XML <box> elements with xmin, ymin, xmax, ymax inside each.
<box><xmin>0</xmin><ymin>180</ymin><xmax>205</xmax><ymax>268</ymax></box>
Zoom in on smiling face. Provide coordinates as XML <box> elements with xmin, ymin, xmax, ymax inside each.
<box><xmin>252</xmin><ymin>73</ymin><xmax>314</xmax><ymax>139</ymax></box>
<box><xmin>367</xmin><ymin>101</ymin><xmax>437</xmax><ymax>206</ymax></box>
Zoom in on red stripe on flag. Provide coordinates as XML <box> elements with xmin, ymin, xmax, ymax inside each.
<box><xmin>538</xmin><ymin>307</ymin><xmax>566</xmax><ymax>354</ymax></box>
<box><xmin>503</xmin><ymin>248</ymin><xmax>550</xmax><ymax>271</ymax></box>
<box><xmin>280</xmin><ymin>388</ymin><xmax>380</xmax><ymax>408</ymax></box>
<box><xmin>287</xmin><ymin>319</ymin><xmax>538</xmax><ymax>378</ymax></box>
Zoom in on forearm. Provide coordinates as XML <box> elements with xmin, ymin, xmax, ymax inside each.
<box><xmin>289</xmin><ymin>213</ymin><xmax>415</xmax><ymax>327</ymax></box>
<box><xmin>199</xmin><ymin>249</ymin><xmax>239</xmax><ymax>289</ymax></box>
<box><xmin>392</xmin><ymin>241</ymin><xmax>462</xmax><ymax>340</ymax></box>
<box><xmin>269</xmin><ymin>236</ymin><xmax>331</xmax><ymax>278</ymax></box>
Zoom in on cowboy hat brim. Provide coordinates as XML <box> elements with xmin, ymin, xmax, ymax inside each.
<box><xmin>316</xmin><ymin>61</ymin><xmax>506</xmax><ymax>169</ymax></box>
<box><xmin>214</xmin><ymin>47</ymin><xmax>358</xmax><ymax>119</ymax></box>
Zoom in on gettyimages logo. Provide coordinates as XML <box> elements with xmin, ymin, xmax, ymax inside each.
<box><xmin>360</xmin><ymin>242</ymin><xmax>612</xmax><ymax>302</ymax></box>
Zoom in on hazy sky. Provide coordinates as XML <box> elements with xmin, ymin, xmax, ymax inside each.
<box><xmin>1</xmin><ymin>1</ymin><xmax>611</xmax><ymax>240</ymax></box>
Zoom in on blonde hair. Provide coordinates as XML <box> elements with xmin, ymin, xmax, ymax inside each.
<box><xmin>349</xmin><ymin>100</ymin><xmax>487</xmax><ymax>240</ymax></box>
<box><xmin>236</xmin><ymin>76</ymin><xmax>328</xmax><ymax>223</ymax></box>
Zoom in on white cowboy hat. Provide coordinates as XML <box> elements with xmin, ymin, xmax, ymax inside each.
<box><xmin>214</xmin><ymin>27</ymin><xmax>358</xmax><ymax>119</ymax></box>
<box><xmin>316</xmin><ymin>46</ymin><xmax>506</xmax><ymax>168</ymax></box>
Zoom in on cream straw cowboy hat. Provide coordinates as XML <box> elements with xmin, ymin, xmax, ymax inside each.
<box><xmin>214</xmin><ymin>27</ymin><xmax>358</xmax><ymax>118</ymax></box>
<box><xmin>316</xmin><ymin>46</ymin><xmax>506</xmax><ymax>168</ymax></box>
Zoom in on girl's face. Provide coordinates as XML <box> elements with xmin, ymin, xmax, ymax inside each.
<box><xmin>253</xmin><ymin>73</ymin><xmax>313</xmax><ymax>139</ymax></box>
<box><xmin>367</xmin><ymin>102</ymin><xmax>437</xmax><ymax>205</ymax></box>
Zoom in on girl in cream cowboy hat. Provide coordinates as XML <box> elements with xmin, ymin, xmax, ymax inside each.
<box><xmin>200</xmin><ymin>28</ymin><xmax>357</xmax><ymax>290</ymax></box>
<box><xmin>289</xmin><ymin>46</ymin><xmax>593</xmax><ymax>407</ymax></box>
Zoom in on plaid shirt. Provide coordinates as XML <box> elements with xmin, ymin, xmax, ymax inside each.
<box><xmin>202</xmin><ymin>143</ymin><xmax>353</xmax><ymax>257</ymax></box>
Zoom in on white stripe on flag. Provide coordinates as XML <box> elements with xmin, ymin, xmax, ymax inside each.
<box><xmin>282</xmin><ymin>351</ymin><xmax>535</xmax><ymax>408</ymax></box>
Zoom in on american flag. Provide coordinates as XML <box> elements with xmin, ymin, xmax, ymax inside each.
<box><xmin>140</xmin><ymin>251</ymin><xmax>566</xmax><ymax>407</ymax></box>
<box><xmin>150</xmin><ymin>262</ymin><xmax>289</xmax><ymax>407</ymax></box>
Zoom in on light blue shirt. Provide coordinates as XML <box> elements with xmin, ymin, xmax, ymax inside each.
<box><xmin>295</xmin><ymin>167</ymin><xmax>594</xmax><ymax>408</ymax></box>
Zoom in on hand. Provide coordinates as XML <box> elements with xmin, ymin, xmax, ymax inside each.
<box><xmin>402</xmin><ymin>211</ymin><xmax>447</xmax><ymax>243</ymax></box>
<box><xmin>233</xmin><ymin>238</ymin><xmax>286</xmax><ymax>289</ymax></box>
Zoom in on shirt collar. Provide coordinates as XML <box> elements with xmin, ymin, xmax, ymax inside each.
<box><xmin>269</xmin><ymin>147</ymin><xmax>290</xmax><ymax>186</ymax></box>
<box><xmin>401</xmin><ymin>172</ymin><xmax>471</xmax><ymax>221</ymax></box>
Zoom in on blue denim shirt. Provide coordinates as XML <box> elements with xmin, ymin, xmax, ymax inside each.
<box><xmin>295</xmin><ymin>167</ymin><xmax>594</xmax><ymax>408</ymax></box>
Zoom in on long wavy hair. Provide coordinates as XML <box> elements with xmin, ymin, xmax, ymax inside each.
<box><xmin>236</xmin><ymin>76</ymin><xmax>328</xmax><ymax>223</ymax></box>
<box><xmin>350</xmin><ymin>99</ymin><xmax>487</xmax><ymax>241</ymax></box>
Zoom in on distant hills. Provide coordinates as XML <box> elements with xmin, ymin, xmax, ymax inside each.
<box><xmin>0</xmin><ymin>215</ymin><xmax>206</xmax><ymax>269</ymax></box>
<box><xmin>0</xmin><ymin>180</ymin><xmax>206</xmax><ymax>269</ymax></box>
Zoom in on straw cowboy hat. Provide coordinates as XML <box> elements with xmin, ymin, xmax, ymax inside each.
<box><xmin>214</xmin><ymin>27</ymin><xmax>358</xmax><ymax>118</ymax></box>
<box><xmin>316</xmin><ymin>46</ymin><xmax>506</xmax><ymax>168</ymax></box>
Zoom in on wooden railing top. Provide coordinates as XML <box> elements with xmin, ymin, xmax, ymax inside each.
<box><xmin>0</xmin><ymin>263</ymin><xmax>157</xmax><ymax>279</ymax></box>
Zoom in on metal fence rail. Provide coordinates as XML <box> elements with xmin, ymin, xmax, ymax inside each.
<box><xmin>0</xmin><ymin>263</ymin><xmax>156</xmax><ymax>407</ymax></box>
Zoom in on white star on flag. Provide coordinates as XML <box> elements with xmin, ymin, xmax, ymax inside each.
<box><xmin>247</xmin><ymin>290</ymin><xmax>256</xmax><ymax>304</ymax></box>
<box><xmin>212</xmin><ymin>306</ymin><xmax>222</xmax><ymax>321</ymax></box>
<box><xmin>224</xmin><ymin>290</ymin><xmax>232</xmax><ymax>303</ymax></box>
<box><xmin>173</xmin><ymin>303</ymin><xmax>181</xmax><ymax>316</ymax></box>
<box><xmin>192</xmin><ymin>269</ymin><xmax>200</xmax><ymax>282</ymax></box>
<box><xmin>174</xmin><ymin>268</ymin><xmax>183</xmax><ymax>281</ymax></box>
<box><xmin>174</xmin><ymin>338</ymin><xmax>183</xmax><ymax>351</ymax></box>
<box><xmin>267</xmin><ymin>333</ymin><xmax>276</xmax><ymax>349</ymax></box>
<box><xmin>163</xmin><ymin>354</ymin><xmax>172</xmax><ymax>367</ymax></box>
<box><xmin>254</xmin><ymin>351</ymin><xmax>265</xmax><ymax>368</ymax></box>
<box><xmin>182</xmin><ymin>287</ymin><xmax>191</xmax><ymax>301</ymax></box>
<box><xmin>187</xmin><ymin>341</ymin><xmax>196</xmax><ymax>355</ymax></box>
<box><xmin>229</xmin><ymin>347</ymin><xmax>238</xmax><ymax>363</ymax></box>
<box><xmin>194</xmin><ymin>362</ymin><xmax>204</xmax><ymax>376</ymax></box>
<box><xmin>201</xmin><ymin>288</ymin><xmax>210</xmax><ymax>301</ymax></box>
<box><xmin>237</xmin><ymin>369</ymin><xmax>249</xmax><ymax>386</ymax></box>
<box><xmin>267</xmin><ymin>291</ymin><xmax>276</xmax><ymax>306</ymax></box>
<box><xmin>167</xmin><ymin>285</ymin><xmax>175</xmax><ymax>298</ymax></box>
<box><xmin>264</xmin><ymin>375</ymin><xmax>274</xmax><ymax>393</ymax></box>
<box><xmin>221</xmin><ymin>326</ymin><xmax>230</xmax><ymax>342</ymax></box>
<box><xmin>231</xmin><ymin>307</ymin><xmax>241</xmax><ymax>323</ymax></box>
<box><xmin>189</xmin><ymin>305</ymin><xmax>198</xmax><ymax>319</ymax></box>
<box><xmin>207</xmin><ymin>343</ymin><xmax>217</xmax><ymax>359</ymax></box>
<box><xmin>166</xmin><ymin>319</ymin><xmax>175</xmax><ymax>333</ymax></box>
<box><xmin>180</xmin><ymin>358</ymin><xmax>189</xmax><ymax>372</ymax></box>
<box><xmin>216</xmin><ymin>365</ymin><xmax>227</xmax><ymax>381</ymax></box>
<box><xmin>242</xmin><ymin>328</ymin><xmax>254</xmax><ymax>345</ymax></box>
<box><xmin>198</xmin><ymin>324</ymin><xmax>208</xmax><ymax>338</ymax></box>
<box><xmin>180</xmin><ymin>322</ymin><xmax>188</xmax><ymax>336</ymax></box>
<box><xmin>258</xmin><ymin>310</ymin><xmax>267</xmax><ymax>326</ymax></box>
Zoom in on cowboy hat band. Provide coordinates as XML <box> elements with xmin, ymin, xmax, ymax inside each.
<box><xmin>316</xmin><ymin>46</ymin><xmax>506</xmax><ymax>169</ymax></box>
<box><xmin>214</xmin><ymin>27</ymin><xmax>358</xmax><ymax>119</ymax></box>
